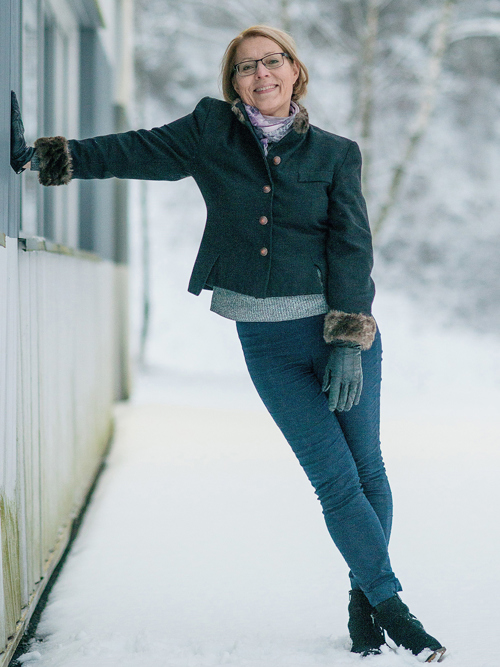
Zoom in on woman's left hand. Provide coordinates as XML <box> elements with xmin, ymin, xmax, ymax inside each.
<box><xmin>322</xmin><ymin>344</ymin><xmax>363</xmax><ymax>412</ymax></box>
<box><xmin>11</xmin><ymin>91</ymin><xmax>35</xmax><ymax>174</ymax></box>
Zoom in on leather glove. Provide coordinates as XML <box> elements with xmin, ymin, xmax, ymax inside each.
<box><xmin>322</xmin><ymin>343</ymin><xmax>363</xmax><ymax>412</ymax></box>
<box><xmin>11</xmin><ymin>90</ymin><xmax>35</xmax><ymax>174</ymax></box>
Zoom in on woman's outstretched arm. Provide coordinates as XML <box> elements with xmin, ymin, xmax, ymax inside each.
<box><xmin>11</xmin><ymin>92</ymin><xmax>215</xmax><ymax>185</ymax></box>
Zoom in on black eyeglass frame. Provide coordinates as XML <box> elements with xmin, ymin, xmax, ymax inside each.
<box><xmin>233</xmin><ymin>52</ymin><xmax>291</xmax><ymax>77</ymax></box>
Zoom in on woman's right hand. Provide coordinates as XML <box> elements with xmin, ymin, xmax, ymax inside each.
<box><xmin>10</xmin><ymin>91</ymin><xmax>35</xmax><ymax>173</ymax></box>
<box><xmin>322</xmin><ymin>344</ymin><xmax>363</xmax><ymax>412</ymax></box>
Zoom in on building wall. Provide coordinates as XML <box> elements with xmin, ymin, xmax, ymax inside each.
<box><xmin>0</xmin><ymin>0</ymin><xmax>133</xmax><ymax>662</ymax></box>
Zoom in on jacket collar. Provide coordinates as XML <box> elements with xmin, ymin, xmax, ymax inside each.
<box><xmin>230</xmin><ymin>98</ymin><xmax>309</xmax><ymax>134</ymax></box>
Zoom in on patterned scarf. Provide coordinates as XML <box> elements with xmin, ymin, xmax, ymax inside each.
<box><xmin>244</xmin><ymin>101</ymin><xmax>300</xmax><ymax>155</ymax></box>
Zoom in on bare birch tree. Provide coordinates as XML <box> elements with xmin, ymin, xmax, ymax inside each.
<box><xmin>358</xmin><ymin>0</ymin><xmax>380</xmax><ymax>197</ymax></box>
<box><xmin>371</xmin><ymin>0</ymin><xmax>457</xmax><ymax>238</ymax></box>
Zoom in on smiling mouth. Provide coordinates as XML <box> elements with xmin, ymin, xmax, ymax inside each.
<box><xmin>254</xmin><ymin>84</ymin><xmax>278</xmax><ymax>93</ymax></box>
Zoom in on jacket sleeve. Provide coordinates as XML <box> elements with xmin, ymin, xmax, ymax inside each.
<box><xmin>32</xmin><ymin>97</ymin><xmax>214</xmax><ymax>185</ymax></box>
<box><xmin>323</xmin><ymin>141</ymin><xmax>377</xmax><ymax>350</ymax></box>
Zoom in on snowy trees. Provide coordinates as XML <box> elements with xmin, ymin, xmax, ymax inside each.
<box><xmin>370</xmin><ymin>0</ymin><xmax>457</xmax><ymax>236</ymax></box>
<box><xmin>134</xmin><ymin>0</ymin><xmax>500</xmax><ymax>332</ymax></box>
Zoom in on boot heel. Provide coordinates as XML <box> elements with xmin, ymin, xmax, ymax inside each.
<box><xmin>421</xmin><ymin>646</ymin><xmax>446</xmax><ymax>663</ymax></box>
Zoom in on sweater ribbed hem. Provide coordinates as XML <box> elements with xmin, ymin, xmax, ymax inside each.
<box><xmin>210</xmin><ymin>287</ymin><xmax>329</xmax><ymax>322</ymax></box>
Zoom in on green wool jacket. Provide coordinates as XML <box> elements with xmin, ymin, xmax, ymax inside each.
<box><xmin>34</xmin><ymin>96</ymin><xmax>377</xmax><ymax>349</ymax></box>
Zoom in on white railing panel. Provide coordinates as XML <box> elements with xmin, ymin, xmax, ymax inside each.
<box><xmin>28</xmin><ymin>253</ymin><xmax>116</xmax><ymax>573</ymax></box>
<box><xmin>17</xmin><ymin>250</ymin><xmax>43</xmax><ymax>603</ymax></box>
<box><xmin>1</xmin><ymin>245</ymin><xmax>126</xmax><ymax>662</ymax></box>
<box><xmin>0</xmin><ymin>238</ymin><xmax>22</xmax><ymax>646</ymax></box>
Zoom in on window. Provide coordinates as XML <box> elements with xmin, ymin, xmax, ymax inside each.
<box><xmin>21</xmin><ymin>0</ymin><xmax>79</xmax><ymax>246</ymax></box>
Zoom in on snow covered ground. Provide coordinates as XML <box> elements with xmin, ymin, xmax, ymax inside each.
<box><xmin>16</xmin><ymin>177</ymin><xmax>500</xmax><ymax>666</ymax></box>
<box><xmin>16</xmin><ymin>289</ymin><xmax>500</xmax><ymax>666</ymax></box>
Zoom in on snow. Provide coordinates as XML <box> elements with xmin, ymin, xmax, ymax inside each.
<box><xmin>17</xmin><ymin>273</ymin><xmax>500</xmax><ymax>666</ymax></box>
<box><xmin>20</xmin><ymin>387</ymin><xmax>500</xmax><ymax>666</ymax></box>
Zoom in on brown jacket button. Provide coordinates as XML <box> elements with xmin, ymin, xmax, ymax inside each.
<box><xmin>273</xmin><ymin>156</ymin><xmax>281</xmax><ymax>165</ymax></box>
<box><xmin>259</xmin><ymin>216</ymin><xmax>268</xmax><ymax>225</ymax></box>
<box><xmin>263</xmin><ymin>185</ymin><xmax>271</xmax><ymax>193</ymax></box>
<box><xmin>260</xmin><ymin>247</ymin><xmax>268</xmax><ymax>256</ymax></box>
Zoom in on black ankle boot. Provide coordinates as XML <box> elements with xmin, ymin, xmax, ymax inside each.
<box><xmin>374</xmin><ymin>594</ymin><xmax>446</xmax><ymax>662</ymax></box>
<box><xmin>348</xmin><ymin>590</ymin><xmax>385</xmax><ymax>656</ymax></box>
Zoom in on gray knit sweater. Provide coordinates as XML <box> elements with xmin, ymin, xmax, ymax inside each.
<box><xmin>210</xmin><ymin>287</ymin><xmax>328</xmax><ymax>322</ymax></box>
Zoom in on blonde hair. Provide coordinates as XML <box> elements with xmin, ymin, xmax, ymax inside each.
<box><xmin>220</xmin><ymin>25</ymin><xmax>309</xmax><ymax>103</ymax></box>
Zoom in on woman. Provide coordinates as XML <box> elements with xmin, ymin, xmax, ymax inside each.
<box><xmin>11</xmin><ymin>25</ymin><xmax>446</xmax><ymax>663</ymax></box>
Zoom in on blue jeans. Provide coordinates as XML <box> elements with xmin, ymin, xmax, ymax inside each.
<box><xmin>236</xmin><ymin>314</ymin><xmax>402</xmax><ymax>607</ymax></box>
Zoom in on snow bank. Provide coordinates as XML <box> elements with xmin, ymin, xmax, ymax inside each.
<box><xmin>19</xmin><ymin>378</ymin><xmax>500</xmax><ymax>666</ymax></box>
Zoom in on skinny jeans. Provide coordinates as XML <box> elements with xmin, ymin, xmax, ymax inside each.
<box><xmin>236</xmin><ymin>314</ymin><xmax>402</xmax><ymax>607</ymax></box>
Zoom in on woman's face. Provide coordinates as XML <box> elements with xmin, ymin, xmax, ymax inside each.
<box><xmin>232</xmin><ymin>36</ymin><xmax>299</xmax><ymax>117</ymax></box>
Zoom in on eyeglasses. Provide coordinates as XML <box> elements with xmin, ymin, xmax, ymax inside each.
<box><xmin>233</xmin><ymin>52</ymin><xmax>290</xmax><ymax>77</ymax></box>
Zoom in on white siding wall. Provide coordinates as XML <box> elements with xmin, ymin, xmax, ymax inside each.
<box><xmin>0</xmin><ymin>240</ymin><xmax>125</xmax><ymax>663</ymax></box>
<box><xmin>0</xmin><ymin>0</ymin><xmax>134</xmax><ymax>661</ymax></box>
<box><xmin>0</xmin><ymin>238</ymin><xmax>20</xmax><ymax>650</ymax></box>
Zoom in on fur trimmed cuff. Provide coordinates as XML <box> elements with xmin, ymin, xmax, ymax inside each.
<box><xmin>323</xmin><ymin>310</ymin><xmax>377</xmax><ymax>350</ymax></box>
<box><xmin>33</xmin><ymin>136</ymin><xmax>73</xmax><ymax>186</ymax></box>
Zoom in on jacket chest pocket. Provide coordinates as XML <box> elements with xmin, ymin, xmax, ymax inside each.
<box><xmin>294</xmin><ymin>171</ymin><xmax>332</xmax><ymax>225</ymax></box>
<box><xmin>297</xmin><ymin>170</ymin><xmax>333</xmax><ymax>184</ymax></box>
